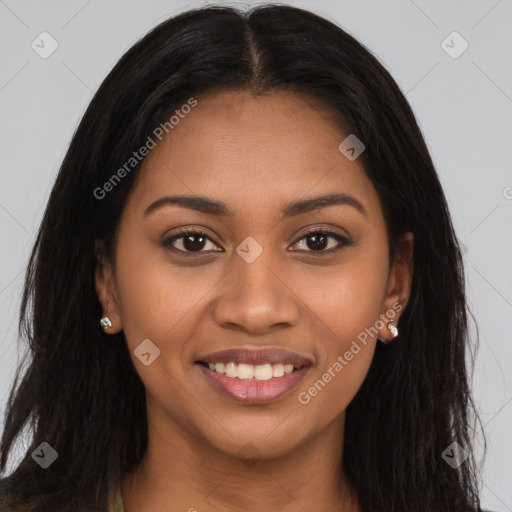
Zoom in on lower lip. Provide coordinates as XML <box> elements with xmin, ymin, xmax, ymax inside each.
<box><xmin>196</xmin><ymin>364</ymin><xmax>311</xmax><ymax>404</ymax></box>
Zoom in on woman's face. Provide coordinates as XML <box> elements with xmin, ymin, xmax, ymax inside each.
<box><xmin>96</xmin><ymin>90</ymin><xmax>413</xmax><ymax>460</ymax></box>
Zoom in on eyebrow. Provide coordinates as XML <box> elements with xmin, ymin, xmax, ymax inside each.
<box><xmin>143</xmin><ymin>192</ymin><xmax>367</xmax><ymax>218</ymax></box>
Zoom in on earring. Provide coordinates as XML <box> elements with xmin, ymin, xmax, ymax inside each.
<box><xmin>100</xmin><ymin>316</ymin><xmax>112</xmax><ymax>330</ymax></box>
<box><xmin>379</xmin><ymin>321</ymin><xmax>399</xmax><ymax>345</ymax></box>
<box><xmin>387</xmin><ymin>321</ymin><xmax>399</xmax><ymax>338</ymax></box>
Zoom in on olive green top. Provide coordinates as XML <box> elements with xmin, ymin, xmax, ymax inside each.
<box><xmin>109</xmin><ymin>483</ymin><xmax>125</xmax><ymax>512</ymax></box>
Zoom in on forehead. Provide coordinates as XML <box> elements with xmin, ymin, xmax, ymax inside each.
<box><xmin>127</xmin><ymin>90</ymin><xmax>381</xmax><ymax>221</ymax></box>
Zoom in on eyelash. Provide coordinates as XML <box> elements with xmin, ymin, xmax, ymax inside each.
<box><xmin>161</xmin><ymin>227</ymin><xmax>352</xmax><ymax>256</ymax></box>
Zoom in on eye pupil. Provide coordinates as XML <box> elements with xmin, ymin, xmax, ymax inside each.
<box><xmin>307</xmin><ymin>233</ymin><xmax>328</xmax><ymax>250</ymax></box>
<box><xmin>183</xmin><ymin>234</ymin><xmax>206</xmax><ymax>251</ymax></box>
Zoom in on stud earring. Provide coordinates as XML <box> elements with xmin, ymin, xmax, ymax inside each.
<box><xmin>387</xmin><ymin>321</ymin><xmax>399</xmax><ymax>338</ymax></box>
<box><xmin>100</xmin><ymin>316</ymin><xmax>112</xmax><ymax>330</ymax></box>
<box><xmin>379</xmin><ymin>321</ymin><xmax>399</xmax><ymax>345</ymax></box>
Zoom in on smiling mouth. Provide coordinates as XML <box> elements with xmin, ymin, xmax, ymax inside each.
<box><xmin>195</xmin><ymin>361</ymin><xmax>308</xmax><ymax>381</ymax></box>
<box><xmin>195</xmin><ymin>359</ymin><xmax>312</xmax><ymax>404</ymax></box>
<box><xmin>194</xmin><ymin>347</ymin><xmax>313</xmax><ymax>404</ymax></box>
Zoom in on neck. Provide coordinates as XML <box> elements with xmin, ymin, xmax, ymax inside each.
<box><xmin>121</xmin><ymin>406</ymin><xmax>359</xmax><ymax>512</ymax></box>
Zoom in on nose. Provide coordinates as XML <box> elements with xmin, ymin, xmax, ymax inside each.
<box><xmin>212</xmin><ymin>245</ymin><xmax>300</xmax><ymax>335</ymax></box>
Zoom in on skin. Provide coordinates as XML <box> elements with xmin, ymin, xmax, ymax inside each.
<box><xmin>95</xmin><ymin>90</ymin><xmax>414</xmax><ymax>512</ymax></box>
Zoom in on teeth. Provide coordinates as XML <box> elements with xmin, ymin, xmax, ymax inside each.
<box><xmin>254</xmin><ymin>364</ymin><xmax>273</xmax><ymax>381</ymax></box>
<box><xmin>272</xmin><ymin>363</ymin><xmax>284</xmax><ymax>377</ymax></box>
<box><xmin>225</xmin><ymin>362</ymin><xmax>237</xmax><ymax>378</ymax></box>
<box><xmin>237</xmin><ymin>363</ymin><xmax>254</xmax><ymax>380</ymax></box>
<box><xmin>205</xmin><ymin>361</ymin><xmax>298</xmax><ymax>380</ymax></box>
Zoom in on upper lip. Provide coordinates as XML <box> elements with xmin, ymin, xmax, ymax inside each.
<box><xmin>197</xmin><ymin>346</ymin><xmax>313</xmax><ymax>367</ymax></box>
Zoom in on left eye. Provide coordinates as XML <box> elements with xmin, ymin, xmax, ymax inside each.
<box><xmin>291</xmin><ymin>230</ymin><xmax>350</xmax><ymax>253</ymax></box>
<box><xmin>162</xmin><ymin>229</ymin><xmax>350</xmax><ymax>254</ymax></box>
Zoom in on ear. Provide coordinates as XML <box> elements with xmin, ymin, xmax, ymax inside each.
<box><xmin>94</xmin><ymin>240</ymin><xmax>122</xmax><ymax>334</ymax></box>
<box><xmin>378</xmin><ymin>232</ymin><xmax>414</xmax><ymax>342</ymax></box>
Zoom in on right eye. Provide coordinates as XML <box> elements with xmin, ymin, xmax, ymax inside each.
<box><xmin>161</xmin><ymin>228</ymin><xmax>223</xmax><ymax>254</ymax></box>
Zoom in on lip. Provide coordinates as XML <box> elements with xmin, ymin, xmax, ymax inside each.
<box><xmin>196</xmin><ymin>364</ymin><xmax>311</xmax><ymax>404</ymax></box>
<box><xmin>195</xmin><ymin>346</ymin><xmax>313</xmax><ymax>405</ymax></box>
<box><xmin>197</xmin><ymin>347</ymin><xmax>313</xmax><ymax>367</ymax></box>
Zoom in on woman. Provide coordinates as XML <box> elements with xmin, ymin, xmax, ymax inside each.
<box><xmin>0</xmin><ymin>4</ymin><xmax>489</xmax><ymax>511</ymax></box>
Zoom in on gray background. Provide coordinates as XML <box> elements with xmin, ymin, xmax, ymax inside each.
<box><xmin>1</xmin><ymin>0</ymin><xmax>511</xmax><ymax>510</ymax></box>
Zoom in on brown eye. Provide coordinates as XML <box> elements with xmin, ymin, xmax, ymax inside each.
<box><xmin>162</xmin><ymin>229</ymin><xmax>221</xmax><ymax>253</ymax></box>
<box><xmin>291</xmin><ymin>230</ymin><xmax>351</xmax><ymax>253</ymax></box>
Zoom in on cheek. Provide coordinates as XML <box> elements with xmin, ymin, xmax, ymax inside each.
<box><xmin>295</xmin><ymin>284</ymin><xmax>382</xmax><ymax>420</ymax></box>
<box><xmin>293</xmin><ymin>242</ymin><xmax>389</xmax><ymax>413</ymax></box>
<box><xmin>113</xmin><ymin>227</ymin><xmax>212</xmax><ymax>346</ymax></box>
<box><xmin>112</xmin><ymin>233</ymin><xmax>225</xmax><ymax>394</ymax></box>
<box><xmin>294</xmin><ymin>240</ymin><xmax>389</xmax><ymax>342</ymax></box>
<box><xmin>112</xmin><ymin>243</ymin><xmax>209</xmax><ymax>424</ymax></box>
